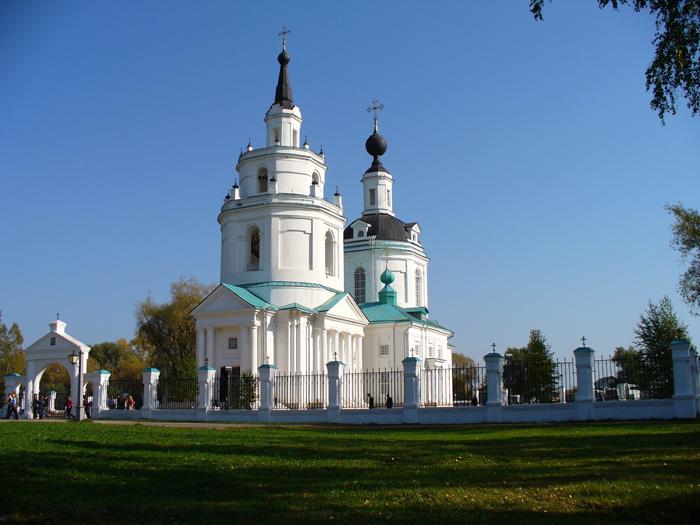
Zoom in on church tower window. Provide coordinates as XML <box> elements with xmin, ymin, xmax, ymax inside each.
<box><xmin>258</xmin><ymin>168</ymin><xmax>268</xmax><ymax>193</ymax></box>
<box><xmin>354</xmin><ymin>267</ymin><xmax>366</xmax><ymax>304</ymax></box>
<box><xmin>415</xmin><ymin>269</ymin><xmax>423</xmax><ymax>305</ymax></box>
<box><xmin>369</xmin><ymin>188</ymin><xmax>376</xmax><ymax>205</ymax></box>
<box><xmin>325</xmin><ymin>231</ymin><xmax>335</xmax><ymax>276</ymax></box>
<box><xmin>249</xmin><ymin>227</ymin><xmax>260</xmax><ymax>271</ymax></box>
<box><xmin>387</xmin><ymin>189</ymin><xmax>391</xmax><ymax>207</ymax></box>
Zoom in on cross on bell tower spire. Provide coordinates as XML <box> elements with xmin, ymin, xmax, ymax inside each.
<box><xmin>278</xmin><ymin>26</ymin><xmax>291</xmax><ymax>50</ymax></box>
<box><xmin>367</xmin><ymin>99</ymin><xmax>384</xmax><ymax>133</ymax></box>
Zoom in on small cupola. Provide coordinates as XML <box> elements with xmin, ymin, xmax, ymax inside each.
<box><xmin>377</xmin><ymin>268</ymin><xmax>397</xmax><ymax>305</ymax></box>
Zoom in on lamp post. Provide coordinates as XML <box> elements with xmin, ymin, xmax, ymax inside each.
<box><xmin>68</xmin><ymin>349</ymin><xmax>84</xmax><ymax>421</ymax></box>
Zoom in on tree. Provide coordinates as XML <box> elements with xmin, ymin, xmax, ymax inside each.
<box><xmin>503</xmin><ymin>330</ymin><xmax>558</xmax><ymax>403</ymax></box>
<box><xmin>0</xmin><ymin>312</ymin><xmax>24</xmax><ymax>375</ymax></box>
<box><xmin>134</xmin><ymin>278</ymin><xmax>214</xmax><ymax>379</ymax></box>
<box><xmin>667</xmin><ymin>203</ymin><xmax>700</xmax><ymax>314</ymax></box>
<box><xmin>612</xmin><ymin>345</ymin><xmax>643</xmax><ymax>385</ymax></box>
<box><xmin>634</xmin><ymin>296</ymin><xmax>688</xmax><ymax>397</ymax></box>
<box><xmin>530</xmin><ymin>0</ymin><xmax>700</xmax><ymax>122</ymax></box>
<box><xmin>451</xmin><ymin>353</ymin><xmax>476</xmax><ymax>368</ymax></box>
<box><xmin>90</xmin><ymin>339</ymin><xmax>146</xmax><ymax>378</ymax></box>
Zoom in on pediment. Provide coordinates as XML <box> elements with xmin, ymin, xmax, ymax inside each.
<box><xmin>192</xmin><ymin>284</ymin><xmax>259</xmax><ymax>316</ymax></box>
<box><xmin>322</xmin><ymin>293</ymin><xmax>369</xmax><ymax>324</ymax></box>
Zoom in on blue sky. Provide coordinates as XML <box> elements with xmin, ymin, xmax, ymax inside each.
<box><xmin>1</xmin><ymin>0</ymin><xmax>698</xmax><ymax>362</ymax></box>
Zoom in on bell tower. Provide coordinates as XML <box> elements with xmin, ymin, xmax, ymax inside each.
<box><xmin>362</xmin><ymin>100</ymin><xmax>394</xmax><ymax>217</ymax></box>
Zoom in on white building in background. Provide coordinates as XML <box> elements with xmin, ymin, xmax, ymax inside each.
<box><xmin>192</xmin><ymin>40</ymin><xmax>453</xmax><ymax>381</ymax></box>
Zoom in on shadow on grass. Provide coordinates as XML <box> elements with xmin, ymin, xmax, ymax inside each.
<box><xmin>1</xmin><ymin>421</ymin><xmax>699</xmax><ymax>524</ymax></box>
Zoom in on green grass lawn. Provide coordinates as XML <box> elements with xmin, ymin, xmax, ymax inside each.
<box><xmin>1</xmin><ymin>420</ymin><xmax>699</xmax><ymax>524</ymax></box>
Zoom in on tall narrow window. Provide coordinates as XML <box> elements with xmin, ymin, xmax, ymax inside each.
<box><xmin>249</xmin><ymin>227</ymin><xmax>260</xmax><ymax>271</ymax></box>
<box><xmin>369</xmin><ymin>188</ymin><xmax>376</xmax><ymax>205</ymax></box>
<box><xmin>354</xmin><ymin>267</ymin><xmax>366</xmax><ymax>304</ymax></box>
<box><xmin>325</xmin><ymin>231</ymin><xmax>335</xmax><ymax>276</ymax></box>
<box><xmin>258</xmin><ymin>168</ymin><xmax>268</xmax><ymax>193</ymax></box>
<box><xmin>387</xmin><ymin>189</ymin><xmax>391</xmax><ymax>207</ymax></box>
<box><xmin>415</xmin><ymin>269</ymin><xmax>423</xmax><ymax>305</ymax></box>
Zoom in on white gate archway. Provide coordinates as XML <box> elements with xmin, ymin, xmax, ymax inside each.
<box><xmin>23</xmin><ymin>318</ymin><xmax>90</xmax><ymax>419</ymax></box>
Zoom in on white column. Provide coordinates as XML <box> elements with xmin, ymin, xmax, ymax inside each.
<box><xmin>205</xmin><ymin>327</ymin><xmax>215</xmax><ymax>367</ymax></box>
<box><xmin>196</xmin><ymin>328</ymin><xmax>205</xmax><ymax>368</ymax></box>
<box><xmin>574</xmin><ymin>346</ymin><xmax>595</xmax><ymax>420</ymax></box>
<box><xmin>334</xmin><ymin>331</ymin><xmax>340</xmax><ymax>362</ymax></box>
<box><xmin>356</xmin><ymin>335</ymin><xmax>363</xmax><ymax>371</ymax></box>
<box><xmin>484</xmin><ymin>352</ymin><xmax>504</xmax><ymax>423</ymax></box>
<box><xmin>297</xmin><ymin>316</ymin><xmax>306</xmax><ymax>373</ymax></box>
<box><xmin>672</xmin><ymin>339</ymin><xmax>696</xmax><ymax>418</ymax></box>
<box><xmin>250</xmin><ymin>324</ymin><xmax>259</xmax><ymax>373</ymax></box>
<box><xmin>240</xmin><ymin>324</ymin><xmax>250</xmax><ymax>372</ymax></box>
<box><xmin>321</xmin><ymin>328</ymin><xmax>328</xmax><ymax>368</ymax></box>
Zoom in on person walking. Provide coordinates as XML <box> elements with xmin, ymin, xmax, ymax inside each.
<box><xmin>367</xmin><ymin>393</ymin><xmax>374</xmax><ymax>409</ymax></box>
<box><xmin>385</xmin><ymin>393</ymin><xmax>393</xmax><ymax>409</ymax></box>
<box><xmin>38</xmin><ymin>395</ymin><xmax>47</xmax><ymax>419</ymax></box>
<box><xmin>32</xmin><ymin>394</ymin><xmax>40</xmax><ymax>419</ymax></box>
<box><xmin>127</xmin><ymin>395</ymin><xmax>135</xmax><ymax>410</ymax></box>
<box><xmin>4</xmin><ymin>393</ymin><xmax>19</xmax><ymax>419</ymax></box>
<box><xmin>65</xmin><ymin>396</ymin><xmax>75</xmax><ymax>420</ymax></box>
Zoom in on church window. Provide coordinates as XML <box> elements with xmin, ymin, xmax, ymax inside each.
<box><xmin>258</xmin><ymin>168</ymin><xmax>268</xmax><ymax>193</ymax></box>
<box><xmin>369</xmin><ymin>188</ymin><xmax>376</xmax><ymax>205</ymax></box>
<box><xmin>354</xmin><ymin>267</ymin><xmax>366</xmax><ymax>304</ymax></box>
<box><xmin>293</xmin><ymin>130</ymin><xmax>298</xmax><ymax>147</ymax></box>
<box><xmin>438</xmin><ymin>345</ymin><xmax>443</xmax><ymax>359</ymax></box>
<box><xmin>415</xmin><ymin>269</ymin><xmax>423</xmax><ymax>305</ymax></box>
<box><xmin>228</xmin><ymin>337</ymin><xmax>238</xmax><ymax>350</ymax></box>
<box><xmin>50</xmin><ymin>337</ymin><xmax>56</xmax><ymax>346</ymax></box>
<box><xmin>273</xmin><ymin>128</ymin><xmax>280</xmax><ymax>144</ymax></box>
<box><xmin>429</xmin><ymin>344</ymin><xmax>434</xmax><ymax>358</ymax></box>
<box><xmin>325</xmin><ymin>231</ymin><xmax>335</xmax><ymax>276</ymax></box>
<box><xmin>387</xmin><ymin>189</ymin><xmax>391</xmax><ymax>207</ymax></box>
<box><xmin>249</xmin><ymin>227</ymin><xmax>260</xmax><ymax>271</ymax></box>
<box><xmin>380</xmin><ymin>345</ymin><xmax>389</xmax><ymax>357</ymax></box>
<box><xmin>312</xmin><ymin>172</ymin><xmax>320</xmax><ymax>185</ymax></box>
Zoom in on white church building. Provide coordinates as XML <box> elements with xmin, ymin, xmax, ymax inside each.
<box><xmin>191</xmin><ymin>40</ymin><xmax>453</xmax><ymax>380</ymax></box>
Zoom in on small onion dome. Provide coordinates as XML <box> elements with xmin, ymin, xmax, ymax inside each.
<box><xmin>224</xmin><ymin>193</ymin><xmax>230</xmax><ymax>201</ymax></box>
<box><xmin>278</xmin><ymin>48</ymin><xmax>290</xmax><ymax>66</ymax></box>
<box><xmin>334</xmin><ymin>186</ymin><xmax>341</xmax><ymax>196</ymax></box>
<box><xmin>365</xmin><ymin>131</ymin><xmax>388</xmax><ymax>158</ymax></box>
<box><xmin>380</xmin><ymin>267</ymin><xmax>395</xmax><ymax>285</ymax></box>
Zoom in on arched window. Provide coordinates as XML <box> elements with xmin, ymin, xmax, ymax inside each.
<box><xmin>312</xmin><ymin>172</ymin><xmax>320</xmax><ymax>185</ymax></box>
<box><xmin>325</xmin><ymin>231</ymin><xmax>335</xmax><ymax>276</ymax></box>
<box><xmin>249</xmin><ymin>227</ymin><xmax>260</xmax><ymax>271</ymax></box>
<box><xmin>354</xmin><ymin>267</ymin><xmax>366</xmax><ymax>304</ymax></box>
<box><xmin>258</xmin><ymin>168</ymin><xmax>268</xmax><ymax>193</ymax></box>
<box><xmin>415</xmin><ymin>269</ymin><xmax>423</xmax><ymax>305</ymax></box>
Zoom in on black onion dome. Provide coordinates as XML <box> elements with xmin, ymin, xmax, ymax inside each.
<box><xmin>344</xmin><ymin>213</ymin><xmax>412</xmax><ymax>242</ymax></box>
<box><xmin>365</xmin><ymin>132</ymin><xmax>387</xmax><ymax>157</ymax></box>
<box><xmin>278</xmin><ymin>49</ymin><xmax>290</xmax><ymax>65</ymax></box>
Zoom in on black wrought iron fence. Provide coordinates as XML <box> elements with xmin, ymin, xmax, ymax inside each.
<box><xmin>425</xmin><ymin>366</ymin><xmax>487</xmax><ymax>406</ymax></box>
<box><xmin>504</xmin><ymin>359</ymin><xmax>576</xmax><ymax>404</ymax></box>
<box><xmin>274</xmin><ymin>372</ymin><xmax>327</xmax><ymax>409</ymax></box>
<box><xmin>212</xmin><ymin>373</ymin><xmax>259</xmax><ymax>410</ymax></box>
<box><xmin>342</xmin><ymin>368</ymin><xmax>404</xmax><ymax>408</ymax></box>
<box><xmin>593</xmin><ymin>356</ymin><xmax>656</xmax><ymax>400</ymax></box>
<box><xmin>156</xmin><ymin>375</ymin><xmax>198</xmax><ymax>409</ymax></box>
<box><xmin>107</xmin><ymin>377</ymin><xmax>143</xmax><ymax>409</ymax></box>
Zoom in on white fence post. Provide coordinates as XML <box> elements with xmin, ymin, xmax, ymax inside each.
<box><xmin>691</xmin><ymin>347</ymin><xmax>700</xmax><ymax>415</ymax></box>
<box><xmin>402</xmin><ymin>356</ymin><xmax>421</xmax><ymax>423</ymax></box>
<box><xmin>86</xmin><ymin>370</ymin><xmax>111</xmax><ymax>418</ymax></box>
<box><xmin>142</xmin><ymin>368</ymin><xmax>160</xmax><ymax>416</ymax></box>
<box><xmin>672</xmin><ymin>339</ymin><xmax>696</xmax><ymax>418</ymax></box>
<box><xmin>327</xmin><ymin>359</ymin><xmax>344</xmax><ymax>423</ymax></box>
<box><xmin>197</xmin><ymin>366</ymin><xmax>216</xmax><ymax>413</ymax></box>
<box><xmin>574</xmin><ymin>345</ymin><xmax>595</xmax><ymax>420</ymax></box>
<box><xmin>258</xmin><ymin>364</ymin><xmax>277</xmax><ymax>422</ymax></box>
<box><xmin>48</xmin><ymin>391</ymin><xmax>57</xmax><ymax>412</ymax></box>
<box><xmin>484</xmin><ymin>352</ymin><xmax>504</xmax><ymax>422</ymax></box>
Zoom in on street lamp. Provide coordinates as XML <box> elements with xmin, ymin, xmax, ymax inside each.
<box><xmin>68</xmin><ymin>349</ymin><xmax>84</xmax><ymax>421</ymax></box>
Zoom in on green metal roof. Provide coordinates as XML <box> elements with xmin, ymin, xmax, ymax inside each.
<box><xmin>278</xmin><ymin>303</ymin><xmax>316</xmax><ymax>314</ymax></box>
<box><xmin>241</xmin><ymin>281</ymin><xmax>343</xmax><ymax>294</ymax></box>
<box><xmin>316</xmin><ymin>292</ymin><xmax>350</xmax><ymax>312</ymax></box>
<box><xmin>222</xmin><ymin>283</ymin><xmax>277</xmax><ymax>310</ymax></box>
<box><xmin>360</xmin><ymin>302</ymin><xmax>452</xmax><ymax>333</ymax></box>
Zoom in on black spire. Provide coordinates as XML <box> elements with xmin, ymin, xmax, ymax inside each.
<box><xmin>365</xmin><ymin>100</ymin><xmax>388</xmax><ymax>173</ymax></box>
<box><xmin>274</xmin><ymin>39</ymin><xmax>294</xmax><ymax>109</ymax></box>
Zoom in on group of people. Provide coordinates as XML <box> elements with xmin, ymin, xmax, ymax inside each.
<box><xmin>366</xmin><ymin>393</ymin><xmax>393</xmax><ymax>409</ymax></box>
<box><xmin>106</xmin><ymin>394</ymin><xmax>136</xmax><ymax>410</ymax></box>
